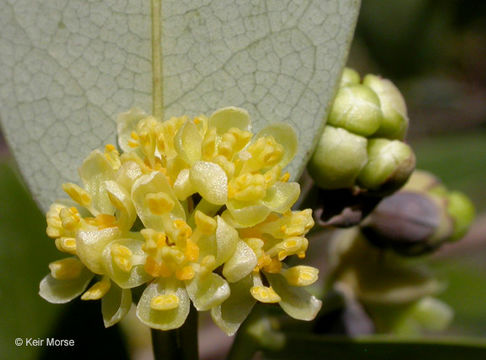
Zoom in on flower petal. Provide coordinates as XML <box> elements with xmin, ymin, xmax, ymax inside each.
<box><xmin>211</xmin><ymin>275</ymin><xmax>256</xmax><ymax>336</ymax></box>
<box><xmin>116</xmin><ymin>107</ymin><xmax>148</xmax><ymax>152</ymax></box>
<box><xmin>136</xmin><ymin>279</ymin><xmax>190</xmax><ymax>331</ymax></box>
<box><xmin>76</xmin><ymin>227</ymin><xmax>121</xmax><ymax>274</ymax></box>
<box><xmin>79</xmin><ymin>150</ymin><xmax>116</xmax><ymax>214</ymax></box>
<box><xmin>175</xmin><ymin>121</ymin><xmax>203</xmax><ymax>165</ymax></box>
<box><xmin>263</xmin><ymin>182</ymin><xmax>300</xmax><ymax>213</ymax></box>
<box><xmin>266</xmin><ymin>272</ymin><xmax>322</xmax><ymax>321</ymax></box>
<box><xmin>256</xmin><ymin>123</ymin><xmax>297</xmax><ymax>168</ymax></box>
<box><xmin>190</xmin><ymin>161</ymin><xmax>228</xmax><ymax>205</ymax></box>
<box><xmin>185</xmin><ymin>272</ymin><xmax>230</xmax><ymax>311</ymax></box>
<box><xmin>102</xmin><ymin>282</ymin><xmax>132</xmax><ymax>327</ymax></box>
<box><xmin>39</xmin><ymin>262</ymin><xmax>94</xmax><ymax>304</ymax></box>
<box><xmin>173</xmin><ymin>169</ymin><xmax>195</xmax><ymax>200</ymax></box>
<box><xmin>209</xmin><ymin>107</ymin><xmax>250</xmax><ymax>134</ymax></box>
<box><xmin>105</xmin><ymin>180</ymin><xmax>136</xmax><ymax>231</ymax></box>
<box><xmin>131</xmin><ymin>171</ymin><xmax>186</xmax><ymax>230</ymax></box>
<box><xmin>223</xmin><ymin>241</ymin><xmax>258</xmax><ymax>283</ymax></box>
<box><xmin>225</xmin><ymin>201</ymin><xmax>271</xmax><ymax>227</ymax></box>
<box><xmin>214</xmin><ymin>216</ymin><xmax>239</xmax><ymax>267</ymax></box>
<box><xmin>102</xmin><ymin>237</ymin><xmax>151</xmax><ymax>289</ymax></box>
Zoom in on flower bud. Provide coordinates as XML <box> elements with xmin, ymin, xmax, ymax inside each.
<box><xmin>363</xmin><ymin>74</ymin><xmax>409</xmax><ymax>140</ymax></box>
<box><xmin>445</xmin><ymin>191</ymin><xmax>475</xmax><ymax>241</ymax></box>
<box><xmin>361</xmin><ymin>191</ymin><xmax>454</xmax><ymax>256</ymax></box>
<box><xmin>403</xmin><ymin>170</ymin><xmax>440</xmax><ymax>192</ymax></box>
<box><xmin>328</xmin><ymin>84</ymin><xmax>383</xmax><ymax>137</ymax></box>
<box><xmin>357</xmin><ymin>139</ymin><xmax>415</xmax><ymax>195</ymax></box>
<box><xmin>308</xmin><ymin>126</ymin><xmax>368</xmax><ymax>189</ymax></box>
<box><xmin>361</xmin><ymin>170</ymin><xmax>475</xmax><ymax>255</ymax></box>
<box><xmin>340</xmin><ymin>67</ymin><xmax>360</xmax><ymax>87</ymax></box>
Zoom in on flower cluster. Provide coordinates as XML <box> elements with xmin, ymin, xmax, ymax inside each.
<box><xmin>40</xmin><ymin>107</ymin><xmax>321</xmax><ymax>334</ymax></box>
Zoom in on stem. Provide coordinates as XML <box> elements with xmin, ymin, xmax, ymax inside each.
<box><xmin>151</xmin><ymin>305</ymin><xmax>199</xmax><ymax>360</ymax></box>
<box><xmin>226</xmin><ymin>330</ymin><xmax>259</xmax><ymax>360</ymax></box>
<box><xmin>226</xmin><ymin>319</ymin><xmax>259</xmax><ymax>360</ymax></box>
<box><xmin>151</xmin><ymin>0</ymin><xmax>163</xmax><ymax>120</ymax></box>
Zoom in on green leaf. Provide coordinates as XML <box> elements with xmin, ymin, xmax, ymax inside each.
<box><xmin>0</xmin><ymin>160</ymin><xmax>62</xmax><ymax>360</ymax></box>
<box><xmin>263</xmin><ymin>334</ymin><xmax>486</xmax><ymax>360</ymax></box>
<box><xmin>0</xmin><ymin>0</ymin><xmax>360</xmax><ymax>211</ymax></box>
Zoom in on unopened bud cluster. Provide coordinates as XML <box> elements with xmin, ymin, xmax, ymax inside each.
<box><xmin>308</xmin><ymin>68</ymin><xmax>415</xmax><ymax>195</ymax></box>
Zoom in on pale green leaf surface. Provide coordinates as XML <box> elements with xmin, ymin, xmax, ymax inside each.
<box><xmin>0</xmin><ymin>0</ymin><xmax>360</xmax><ymax>211</ymax></box>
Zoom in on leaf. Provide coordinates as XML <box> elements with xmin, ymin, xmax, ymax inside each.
<box><xmin>0</xmin><ymin>0</ymin><xmax>360</xmax><ymax>211</ymax></box>
<box><xmin>263</xmin><ymin>334</ymin><xmax>486</xmax><ymax>360</ymax></box>
<box><xmin>0</xmin><ymin>160</ymin><xmax>62</xmax><ymax>360</ymax></box>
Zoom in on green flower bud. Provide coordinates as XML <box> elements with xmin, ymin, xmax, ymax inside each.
<box><xmin>308</xmin><ymin>126</ymin><xmax>368</xmax><ymax>189</ymax></box>
<box><xmin>363</xmin><ymin>74</ymin><xmax>409</xmax><ymax>140</ymax></box>
<box><xmin>446</xmin><ymin>191</ymin><xmax>475</xmax><ymax>241</ymax></box>
<box><xmin>328</xmin><ymin>84</ymin><xmax>383</xmax><ymax>137</ymax></box>
<box><xmin>357</xmin><ymin>139</ymin><xmax>416</xmax><ymax>194</ymax></box>
<box><xmin>408</xmin><ymin>297</ymin><xmax>453</xmax><ymax>332</ymax></box>
<box><xmin>340</xmin><ymin>67</ymin><xmax>360</xmax><ymax>87</ymax></box>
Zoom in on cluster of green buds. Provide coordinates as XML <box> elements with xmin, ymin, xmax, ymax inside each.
<box><xmin>308</xmin><ymin>68</ymin><xmax>415</xmax><ymax>195</ymax></box>
<box><xmin>327</xmin><ymin>228</ymin><xmax>453</xmax><ymax>335</ymax></box>
<box><xmin>40</xmin><ymin>107</ymin><xmax>322</xmax><ymax>335</ymax></box>
<box><xmin>361</xmin><ymin>170</ymin><xmax>475</xmax><ymax>256</ymax></box>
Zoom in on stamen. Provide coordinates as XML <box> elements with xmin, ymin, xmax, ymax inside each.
<box><xmin>105</xmin><ymin>144</ymin><xmax>117</xmax><ymax>152</ymax></box>
<box><xmin>59</xmin><ymin>207</ymin><xmax>80</xmax><ymax>231</ymax></box>
<box><xmin>175</xmin><ymin>265</ymin><xmax>195</xmax><ymax>281</ymax></box>
<box><xmin>62</xmin><ymin>183</ymin><xmax>92</xmax><ymax>208</ymax></box>
<box><xmin>184</xmin><ymin>239</ymin><xmax>199</xmax><ymax>262</ymax></box>
<box><xmin>49</xmin><ymin>258</ymin><xmax>83</xmax><ymax>280</ymax></box>
<box><xmin>173</xmin><ymin>219</ymin><xmax>192</xmax><ymax>242</ymax></box>
<box><xmin>150</xmin><ymin>294</ymin><xmax>180</xmax><ymax>311</ymax></box>
<box><xmin>280</xmin><ymin>172</ymin><xmax>290</xmax><ymax>182</ymax></box>
<box><xmin>194</xmin><ymin>211</ymin><xmax>217</xmax><ymax>234</ymax></box>
<box><xmin>228</xmin><ymin>173</ymin><xmax>266</xmax><ymax>201</ymax></box>
<box><xmin>146</xmin><ymin>192</ymin><xmax>175</xmax><ymax>215</ymax></box>
<box><xmin>111</xmin><ymin>244</ymin><xmax>133</xmax><ymax>272</ymax></box>
<box><xmin>95</xmin><ymin>214</ymin><xmax>117</xmax><ymax>229</ymax></box>
<box><xmin>263</xmin><ymin>258</ymin><xmax>282</xmax><ymax>274</ymax></box>
<box><xmin>283</xmin><ymin>266</ymin><xmax>319</xmax><ymax>286</ymax></box>
<box><xmin>250</xmin><ymin>286</ymin><xmax>281</xmax><ymax>303</ymax></box>
<box><xmin>81</xmin><ymin>277</ymin><xmax>111</xmax><ymax>300</ymax></box>
<box><xmin>55</xmin><ymin>237</ymin><xmax>77</xmax><ymax>255</ymax></box>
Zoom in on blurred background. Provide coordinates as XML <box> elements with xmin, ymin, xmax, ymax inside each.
<box><xmin>1</xmin><ymin>0</ymin><xmax>485</xmax><ymax>359</ymax></box>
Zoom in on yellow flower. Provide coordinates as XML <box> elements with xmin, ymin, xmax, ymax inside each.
<box><xmin>40</xmin><ymin>106</ymin><xmax>320</xmax><ymax>333</ymax></box>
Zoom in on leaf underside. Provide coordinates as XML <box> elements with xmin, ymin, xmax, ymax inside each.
<box><xmin>0</xmin><ymin>0</ymin><xmax>360</xmax><ymax>211</ymax></box>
